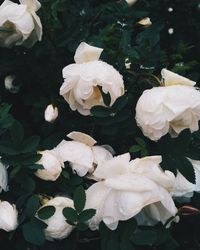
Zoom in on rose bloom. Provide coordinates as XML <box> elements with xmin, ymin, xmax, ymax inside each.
<box><xmin>35</xmin><ymin>150</ymin><xmax>64</xmax><ymax>181</ymax></box>
<box><xmin>54</xmin><ymin>131</ymin><xmax>113</xmax><ymax>177</ymax></box>
<box><xmin>0</xmin><ymin>0</ymin><xmax>42</xmax><ymax>48</ymax></box>
<box><xmin>85</xmin><ymin>153</ymin><xmax>177</xmax><ymax>230</ymax></box>
<box><xmin>60</xmin><ymin>42</ymin><xmax>124</xmax><ymax>115</ymax></box>
<box><xmin>37</xmin><ymin>197</ymin><xmax>74</xmax><ymax>240</ymax></box>
<box><xmin>136</xmin><ymin>70</ymin><xmax>200</xmax><ymax>141</ymax></box>
<box><xmin>0</xmin><ymin>201</ymin><xmax>18</xmax><ymax>232</ymax></box>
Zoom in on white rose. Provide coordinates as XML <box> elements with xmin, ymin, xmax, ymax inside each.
<box><xmin>0</xmin><ymin>0</ymin><xmax>42</xmax><ymax>48</ymax></box>
<box><xmin>126</xmin><ymin>0</ymin><xmax>138</xmax><ymax>6</ymax></box>
<box><xmin>54</xmin><ymin>131</ymin><xmax>113</xmax><ymax>177</ymax></box>
<box><xmin>60</xmin><ymin>42</ymin><xmax>124</xmax><ymax>115</ymax></box>
<box><xmin>44</xmin><ymin>104</ymin><xmax>58</xmax><ymax>123</ymax></box>
<box><xmin>0</xmin><ymin>201</ymin><xmax>18</xmax><ymax>231</ymax></box>
<box><xmin>138</xmin><ymin>17</ymin><xmax>152</xmax><ymax>27</ymax></box>
<box><xmin>171</xmin><ymin>159</ymin><xmax>200</xmax><ymax>199</ymax></box>
<box><xmin>0</xmin><ymin>160</ymin><xmax>8</xmax><ymax>192</ymax></box>
<box><xmin>161</xmin><ymin>69</ymin><xmax>196</xmax><ymax>87</ymax></box>
<box><xmin>85</xmin><ymin>153</ymin><xmax>177</xmax><ymax>230</ymax></box>
<box><xmin>38</xmin><ymin>197</ymin><xmax>74</xmax><ymax>240</ymax></box>
<box><xmin>35</xmin><ymin>150</ymin><xmax>64</xmax><ymax>181</ymax></box>
<box><xmin>135</xmin><ymin>85</ymin><xmax>200</xmax><ymax>141</ymax></box>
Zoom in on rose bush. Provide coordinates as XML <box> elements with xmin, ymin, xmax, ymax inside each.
<box><xmin>0</xmin><ymin>0</ymin><xmax>200</xmax><ymax>250</ymax></box>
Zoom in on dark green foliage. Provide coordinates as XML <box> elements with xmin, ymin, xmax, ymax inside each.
<box><xmin>1</xmin><ymin>0</ymin><xmax>200</xmax><ymax>249</ymax></box>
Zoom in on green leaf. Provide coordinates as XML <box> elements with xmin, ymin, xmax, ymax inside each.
<box><xmin>21</xmin><ymin>136</ymin><xmax>40</xmax><ymax>153</ymax></box>
<box><xmin>177</xmin><ymin>157</ymin><xmax>196</xmax><ymax>184</ymax></box>
<box><xmin>0</xmin><ymin>141</ymin><xmax>19</xmax><ymax>155</ymax></box>
<box><xmin>26</xmin><ymin>195</ymin><xmax>40</xmax><ymax>218</ymax></box>
<box><xmin>98</xmin><ymin>86</ymin><xmax>111</xmax><ymax>106</ymax></box>
<box><xmin>37</xmin><ymin>206</ymin><xmax>56</xmax><ymax>220</ymax></box>
<box><xmin>74</xmin><ymin>186</ymin><xmax>86</xmax><ymax>213</ymax></box>
<box><xmin>10</xmin><ymin>120</ymin><xmax>24</xmax><ymax>146</ymax></box>
<box><xmin>129</xmin><ymin>145</ymin><xmax>141</xmax><ymax>153</ymax></box>
<box><xmin>22</xmin><ymin>218</ymin><xmax>46</xmax><ymax>246</ymax></box>
<box><xmin>91</xmin><ymin>106</ymin><xmax>111</xmax><ymax>118</ymax></box>
<box><xmin>135</xmin><ymin>137</ymin><xmax>146</xmax><ymax>147</ymax></box>
<box><xmin>79</xmin><ymin>209</ymin><xmax>96</xmax><ymax>222</ymax></box>
<box><xmin>63</xmin><ymin>207</ymin><xmax>78</xmax><ymax>223</ymax></box>
<box><xmin>111</xmin><ymin>95</ymin><xmax>129</xmax><ymax>112</ymax></box>
<box><xmin>131</xmin><ymin>230</ymin><xmax>157</xmax><ymax>246</ymax></box>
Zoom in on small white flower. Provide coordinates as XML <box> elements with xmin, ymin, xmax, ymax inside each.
<box><xmin>135</xmin><ymin>77</ymin><xmax>200</xmax><ymax>141</ymax></box>
<box><xmin>35</xmin><ymin>150</ymin><xmax>64</xmax><ymax>181</ymax></box>
<box><xmin>168</xmin><ymin>28</ymin><xmax>174</xmax><ymax>34</ymax></box>
<box><xmin>126</xmin><ymin>0</ymin><xmax>138</xmax><ymax>6</ymax></box>
<box><xmin>44</xmin><ymin>104</ymin><xmax>58</xmax><ymax>123</ymax></box>
<box><xmin>0</xmin><ymin>0</ymin><xmax>42</xmax><ymax>48</ymax></box>
<box><xmin>0</xmin><ymin>160</ymin><xmax>8</xmax><ymax>192</ymax></box>
<box><xmin>168</xmin><ymin>7</ymin><xmax>173</xmax><ymax>12</ymax></box>
<box><xmin>138</xmin><ymin>17</ymin><xmax>152</xmax><ymax>27</ymax></box>
<box><xmin>125</xmin><ymin>58</ymin><xmax>131</xmax><ymax>69</ymax></box>
<box><xmin>54</xmin><ymin>131</ymin><xmax>113</xmax><ymax>177</ymax></box>
<box><xmin>0</xmin><ymin>201</ymin><xmax>18</xmax><ymax>232</ymax></box>
<box><xmin>60</xmin><ymin>42</ymin><xmax>124</xmax><ymax>115</ymax></box>
<box><xmin>85</xmin><ymin>153</ymin><xmax>177</xmax><ymax>230</ymax></box>
<box><xmin>38</xmin><ymin>197</ymin><xmax>74</xmax><ymax>240</ymax></box>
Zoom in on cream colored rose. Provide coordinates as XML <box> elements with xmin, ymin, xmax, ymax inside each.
<box><xmin>35</xmin><ymin>150</ymin><xmax>64</xmax><ymax>181</ymax></box>
<box><xmin>85</xmin><ymin>153</ymin><xmax>177</xmax><ymax>230</ymax></box>
<box><xmin>135</xmin><ymin>85</ymin><xmax>200</xmax><ymax>141</ymax></box>
<box><xmin>53</xmin><ymin>131</ymin><xmax>113</xmax><ymax>177</ymax></box>
<box><xmin>0</xmin><ymin>201</ymin><xmax>18</xmax><ymax>231</ymax></box>
<box><xmin>38</xmin><ymin>197</ymin><xmax>74</xmax><ymax>240</ymax></box>
<box><xmin>44</xmin><ymin>104</ymin><xmax>58</xmax><ymax>123</ymax></box>
<box><xmin>0</xmin><ymin>0</ymin><xmax>42</xmax><ymax>48</ymax></box>
<box><xmin>60</xmin><ymin>42</ymin><xmax>124</xmax><ymax>115</ymax></box>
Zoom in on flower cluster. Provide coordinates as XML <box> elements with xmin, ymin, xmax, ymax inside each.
<box><xmin>0</xmin><ymin>1</ymin><xmax>200</xmax><ymax>248</ymax></box>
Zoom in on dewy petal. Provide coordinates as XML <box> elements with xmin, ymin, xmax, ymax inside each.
<box><xmin>67</xmin><ymin>131</ymin><xmax>97</xmax><ymax>147</ymax></box>
<box><xmin>130</xmin><ymin>156</ymin><xmax>175</xmax><ymax>191</ymax></box>
<box><xmin>92</xmin><ymin>145</ymin><xmax>113</xmax><ymax>167</ymax></box>
<box><xmin>161</xmin><ymin>68</ymin><xmax>196</xmax><ymax>87</ymax></box>
<box><xmin>74</xmin><ymin>42</ymin><xmax>103</xmax><ymax>64</ymax></box>
<box><xmin>85</xmin><ymin>182</ymin><xmax>111</xmax><ymax>230</ymax></box>
<box><xmin>93</xmin><ymin>153</ymin><xmax>131</xmax><ymax>179</ymax></box>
